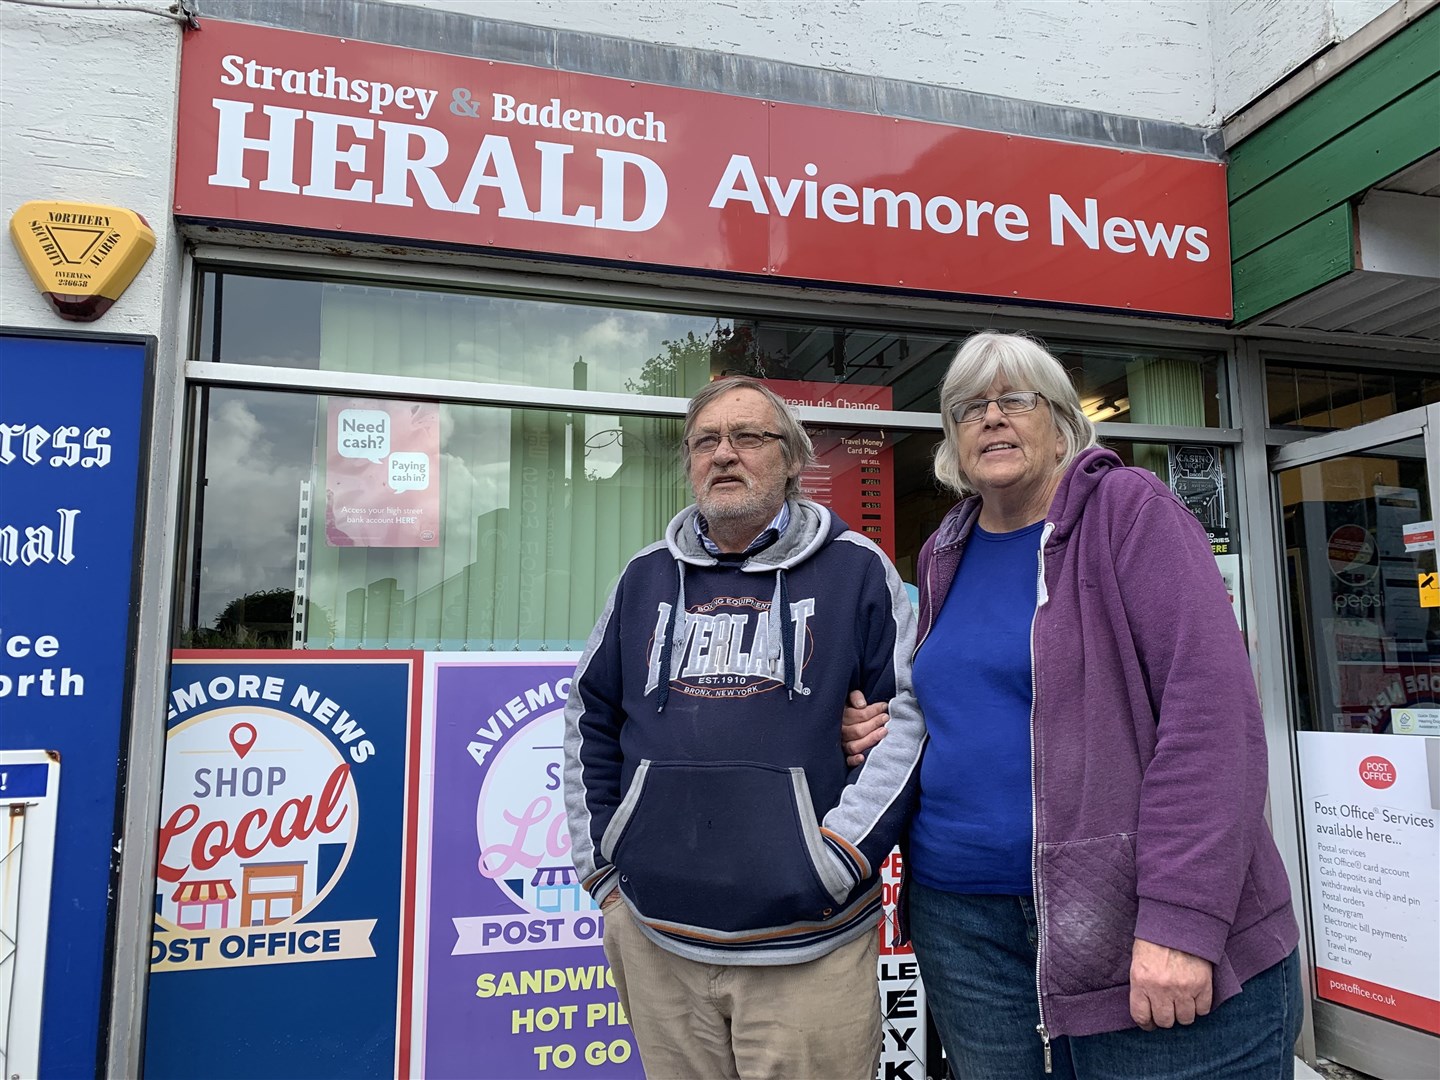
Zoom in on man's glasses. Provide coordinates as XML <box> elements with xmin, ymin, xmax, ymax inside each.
<box><xmin>685</xmin><ymin>430</ymin><xmax>786</xmax><ymax>455</ymax></box>
<box><xmin>952</xmin><ymin>391</ymin><xmax>1046</xmax><ymax>424</ymax></box>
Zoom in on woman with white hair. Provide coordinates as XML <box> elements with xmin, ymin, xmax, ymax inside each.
<box><xmin>844</xmin><ymin>332</ymin><xmax>1300</xmax><ymax>1078</ymax></box>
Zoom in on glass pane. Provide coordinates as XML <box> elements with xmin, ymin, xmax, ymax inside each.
<box><xmin>177</xmin><ymin>388</ymin><xmax>945</xmax><ymax>652</ymax></box>
<box><xmin>1278</xmin><ymin>440</ymin><xmax>1439</xmax><ymax>733</ymax></box>
<box><xmin>1282</xmin><ymin>439</ymin><xmax>1440</xmax><ymax>1037</ymax></box>
<box><xmin>1267</xmin><ymin>361</ymin><xmax>1440</xmax><ymax>430</ymax></box>
<box><xmin>1266</xmin><ymin>366</ymin><xmax>1299</xmax><ymax>427</ymax></box>
<box><xmin>178</xmin><ymin>387</ymin><xmax>688</xmax><ymax>651</ymax></box>
<box><xmin>1051</xmin><ymin>343</ymin><xmax>1223</xmax><ymax>427</ymax></box>
<box><xmin>197</xmin><ymin>271</ymin><xmax>1225</xmax><ymax>424</ymax></box>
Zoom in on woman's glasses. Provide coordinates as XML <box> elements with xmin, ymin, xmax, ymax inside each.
<box><xmin>952</xmin><ymin>391</ymin><xmax>1045</xmax><ymax>424</ymax></box>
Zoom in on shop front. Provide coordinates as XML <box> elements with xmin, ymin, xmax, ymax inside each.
<box><xmin>3</xmin><ymin>3</ymin><xmax>1431</xmax><ymax>1078</ymax></box>
<box><xmin>123</xmin><ymin>14</ymin><xmax>1264</xmax><ymax>1078</ymax></box>
<box><xmin>1224</xmin><ymin>8</ymin><xmax>1440</xmax><ymax>1074</ymax></box>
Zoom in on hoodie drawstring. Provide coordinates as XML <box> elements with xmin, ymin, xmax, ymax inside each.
<box><xmin>656</xmin><ymin>563</ymin><xmax>687</xmax><ymax>713</ymax></box>
<box><xmin>774</xmin><ymin>568</ymin><xmax>795</xmax><ymax>700</ymax></box>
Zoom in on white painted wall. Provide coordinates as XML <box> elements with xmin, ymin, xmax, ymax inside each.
<box><xmin>1212</xmin><ymin>0</ymin><xmax>1397</xmax><ymax>120</ymax></box>
<box><xmin>2</xmin><ymin>13</ymin><xmax>189</xmax><ymax>1073</ymax></box>
<box><xmin>407</xmin><ymin>0</ymin><xmax>1405</xmax><ymax>126</ymax></box>
<box><xmin>0</xmin><ymin>0</ymin><xmax>183</xmax><ymax>334</ymax></box>
<box><xmin>1333</xmin><ymin>0</ymin><xmax>1403</xmax><ymax>36</ymax></box>
<box><xmin>407</xmin><ymin>0</ymin><xmax>1217</xmax><ymax>123</ymax></box>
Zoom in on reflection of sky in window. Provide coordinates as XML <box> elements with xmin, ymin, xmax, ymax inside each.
<box><xmin>196</xmin><ymin>389</ymin><xmax>315</xmax><ymax>627</ymax></box>
<box><xmin>210</xmin><ymin>273</ymin><xmax>716</xmax><ymax>393</ymax></box>
<box><xmin>194</xmin><ymin>390</ymin><xmax>572</xmax><ymax>629</ymax></box>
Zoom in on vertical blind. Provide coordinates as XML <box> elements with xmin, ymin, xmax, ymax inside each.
<box><xmin>300</xmin><ymin>288</ymin><xmax>705</xmax><ymax>650</ymax></box>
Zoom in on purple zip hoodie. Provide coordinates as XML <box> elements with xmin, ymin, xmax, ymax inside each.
<box><xmin>915</xmin><ymin>447</ymin><xmax>1298</xmax><ymax>1039</ymax></box>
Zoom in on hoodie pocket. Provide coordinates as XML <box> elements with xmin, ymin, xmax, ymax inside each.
<box><xmin>1039</xmin><ymin>832</ymin><xmax>1138</xmax><ymax>996</ymax></box>
<box><xmin>602</xmin><ymin>759</ymin><xmax>857</xmax><ymax>933</ymax></box>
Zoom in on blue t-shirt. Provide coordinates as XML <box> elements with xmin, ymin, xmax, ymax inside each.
<box><xmin>910</xmin><ymin>521</ymin><xmax>1043</xmax><ymax>895</ymax></box>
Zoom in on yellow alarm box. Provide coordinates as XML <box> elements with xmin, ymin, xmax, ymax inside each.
<box><xmin>9</xmin><ymin>200</ymin><xmax>157</xmax><ymax>322</ymax></box>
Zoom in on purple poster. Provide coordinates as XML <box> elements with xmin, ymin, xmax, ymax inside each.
<box><xmin>413</xmin><ymin>655</ymin><xmax>640</xmax><ymax>1078</ymax></box>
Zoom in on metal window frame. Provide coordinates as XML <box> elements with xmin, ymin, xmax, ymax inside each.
<box><xmin>182</xmin><ymin>248</ymin><xmax>1244</xmax><ymax>445</ymax></box>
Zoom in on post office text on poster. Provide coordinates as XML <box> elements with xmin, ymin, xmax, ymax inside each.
<box><xmin>1298</xmin><ymin>731</ymin><xmax>1439</xmax><ymax>1034</ymax></box>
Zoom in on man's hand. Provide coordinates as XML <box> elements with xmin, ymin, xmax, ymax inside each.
<box><xmin>842</xmin><ymin>690</ymin><xmax>890</xmax><ymax>766</ymax></box>
<box><xmin>600</xmin><ymin>891</ymin><xmax>622</xmax><ymax>911</ymax></box>
<box><xmin>1129</xmin><ymin>938</ymin><xmax>1213</xmax><ymax>1030</ymax></box>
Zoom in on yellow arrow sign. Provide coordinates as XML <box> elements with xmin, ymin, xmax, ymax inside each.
<box><xmin>1419</xmin><ymin>572</ymin><xmax>1438</xmax><ymax>608</ymax></box>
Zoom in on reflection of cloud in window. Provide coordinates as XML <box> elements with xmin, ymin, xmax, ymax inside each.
<box><xmin>198</xmin><ymin>396</ymin><xmax>309</xmax><ymax>627</ymax></box>
<box><xmin>439</xmin><ymin>452</ymin><xmax>508</xmax><ymax>555</ymax></box>
<box><xmin>445</xmin><ymin>309</ymin><xmax>708</xmax><ymax>395</ymax></box>
<box><xmin>438</xmin><ymin>405</ymin><xmax>511</xmax><ymax>551</ymax></box>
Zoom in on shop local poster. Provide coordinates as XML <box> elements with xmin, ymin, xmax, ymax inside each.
<box><xmin>145</xmin><ymin>651</ymin><xmax>423</xmax><ymax>1079</ymax></box>
<box><xmin>411</xmin><ymin>655</ymin><xmax>638</xmax><ymax>1078</ymax></box>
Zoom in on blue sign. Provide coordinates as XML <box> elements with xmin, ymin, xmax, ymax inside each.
<box><xmin>0</xmin><ymin>762</ymin><xmax>51</xmax><ymax>800</ymax></box>
<box><xmin>0</xmin><ymin>331</ymin><xmax>152</xmax><ymax>1077</ymax></box>
<box><xmin>144</xmin><ymin>652</ymin><xmax>421</xmax><ymax>1079</ymax></box>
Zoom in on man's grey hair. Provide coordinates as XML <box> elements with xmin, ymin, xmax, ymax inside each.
<box><xmin>682</xmin><ymin>376</ymin><xmax>817</xmax><ymax>498</ymax></box>
<box><xmin>933</xmin><ymin>332</ymin><xmax>1099</xmax><ymax>498</ymax></box>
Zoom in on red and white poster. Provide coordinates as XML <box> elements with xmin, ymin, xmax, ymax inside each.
<box><xmin>765</xmin><ymin>381</ymin><xmax>895</xmax><ymax>560</ymax></box>
<box><xmin>174</xmin><ymin>21</ymin><xmax>1232</xmax><ymax>319</ymax></box>
<box><xmin>1298</xmin><ymin>731</ymin><xmax>1439</xmax><ymax>1034</ymax></box>
<box><xmin>325</xmin><ymin>397</ymin><xmax>440</xmax><ymax>547</ymax></box>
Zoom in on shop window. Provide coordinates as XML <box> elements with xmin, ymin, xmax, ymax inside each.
<box><xmin>196</xmin><ymin>272</ymin><xmax>720</xmax><ymax>397</ymax></box>
<box><xmin>178</xmin><ymin>388</ymin><xmax>688</xmax><ymax>651</ymax></box>
<box><xmin>181</xmin><ymin>272</ymin><xmax>1230</xmax><ymax>652</ymax></box>
<box><xmin>1277</xmin><ymin>445</ymin><xmax>1438</xmax><ymax>734</ymax></box>
<box><xmin>194</xmin><ymin>271</ymin><xmax>1225</xmax><ymax>427</ymax></box>
<box><xmin>176</xmin><ymin>384</ymin><xmax>953</xmax><ymax>651</ymax></box>
<box><xmin>1266</xmin><ymin>361</ymin><xmax>1440</xmax><ymax>430</ymax></box>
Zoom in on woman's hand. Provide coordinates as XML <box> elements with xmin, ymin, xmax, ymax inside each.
<box><xmin>842</xmin><ymin>690</ymin><xmax>890</xmax><ymax>766</ymax></box>
<box><xmin>1129</xmin><ymin>938</ymin><xmax>1213</xmax><ymax>1030</ymax></box>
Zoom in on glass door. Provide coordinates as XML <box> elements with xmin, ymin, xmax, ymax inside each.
<box><xmin>1272</xmin><ymin>406</ymin><xmax>1440</xmax><ymax>1079</ymax></box>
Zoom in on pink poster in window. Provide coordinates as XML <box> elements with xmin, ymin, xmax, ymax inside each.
<box><xmin>325</xmin><ymin>398</ymin><xmax>441</xmax><ymax>547</ymax></box>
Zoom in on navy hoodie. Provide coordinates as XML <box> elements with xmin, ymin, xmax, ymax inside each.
<box><xmin>564</xmin><ymin>498</ymin><xmax>926</xmax><ymax>965</ymax></box>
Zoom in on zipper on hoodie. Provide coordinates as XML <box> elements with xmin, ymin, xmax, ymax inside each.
<box><xmin>917</xmin><ymin>556</ymin><xmax>937</xmax><ymax>652</ymax></box>
<box><xmin>1029</xmin><ymin>522</ymin><xmax>1054</xmax><ymax>1072</ymax></box>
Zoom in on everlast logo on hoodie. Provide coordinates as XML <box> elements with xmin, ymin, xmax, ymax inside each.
<box><xmin>644</xmin><ymin>595</ymin><xmax>815</xmax><ymax>699</ymax></box>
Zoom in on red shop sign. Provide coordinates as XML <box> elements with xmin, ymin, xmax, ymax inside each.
<box><xmin>175</xmin><ymin>21</ymin><xmax>1233</xmax><ymax>319</ymax></box>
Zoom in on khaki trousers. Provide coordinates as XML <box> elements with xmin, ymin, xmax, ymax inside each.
<box><xmin>602</xmin><ymin>900</ymin><xmax>882</xmax><ymax>1080</ymax></box>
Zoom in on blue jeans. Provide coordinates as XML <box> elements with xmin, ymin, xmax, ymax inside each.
<box><xmin>909</xmin><ymin>882</ymin><xmax>1302</xmax><ymax>1079</ymax></box>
